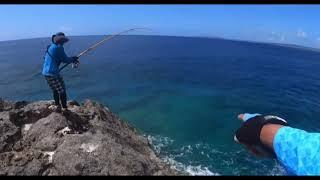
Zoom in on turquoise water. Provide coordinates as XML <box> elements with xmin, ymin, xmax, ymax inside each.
<box><xmin>1</xmin><ymin>35</ymin><xmax>320</xmax><ymax>175</ymax></box>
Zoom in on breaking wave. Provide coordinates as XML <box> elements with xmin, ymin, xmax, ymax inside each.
<box><xmin>146</xmin><ymin>135</ymin><xmax>219</xmax><ymax>176</ymax></box>
<box><xmin>146</xmin><ymin>134</ymin><xmax>286</xmax><ymax>176</ymax></box>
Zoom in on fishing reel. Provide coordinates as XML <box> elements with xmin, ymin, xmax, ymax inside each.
<box><xmin>72</xmin><ymin>61</ymin><xmax>80</xmax><ymax>69</ymax></box>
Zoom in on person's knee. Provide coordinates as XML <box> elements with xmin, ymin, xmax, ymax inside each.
<box><xmin>59</xmin><ymin>91</ymin><xmax>67</xmax><ymax>100</ymax></box>
<box><xmin>57</xmin><ymin>88</ymin><xmax>66</xmax><ymax>95</ymax></box>
<box><xmin>60</xmin><ymin>91</ymin><xmax>66</xmax><ymax>97</ymax></box>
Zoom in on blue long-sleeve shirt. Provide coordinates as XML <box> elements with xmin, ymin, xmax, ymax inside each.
<box><xmin>42</xmin><ymin>43</ymin><xmax>74</xmax><ymax>76</ymax></box>
<box><xmin>274</xmin><ymin>126</ymin><xmax>320</xmax><ymax>175</ymax></box>
<box><xmin>242</xmin><ymin>113</ymin><xmax>320</xmax><ymax>175</ymax></box>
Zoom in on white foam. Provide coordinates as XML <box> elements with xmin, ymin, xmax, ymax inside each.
<box><xmin>44</xmin><ymin>151</ymin><xmax>55</xmax><ymax>163</ymax></box>
<box><xmin>162</xmin><ymin>156</ymin><xmax>218</xmax><ymax>176</ymax></box>
<box><xmin>267</xmin><ymin>161</ymin><xmax>287</xmax><ymax>175</ymax></box>
<box><xmin>147</xmin><ymin>135</ymin><xmax>174</xmax><ymax>154</ymax></box>
<box><xmin>186</xmin><ymin>165</ymin><xmax>218</xmax><ymax>176</ymax></box>
<box><xmin>147</xmin><ymin>134</ymin><xmax>219</xmax><ymax>176</ymax></box>
<box><xmin>80</xmin><ymin>143</ymin><xmax>99</xmax><ymax>153</ymax></box>
<box><xmin>180</xmin><ymin>145</ymin><xmax>193</xmax><ymax>154</ymax></box>
<box><xmin>148</xmin><ymin>135</ymin><xmax>288</xmax><ymax>175</ymax></box>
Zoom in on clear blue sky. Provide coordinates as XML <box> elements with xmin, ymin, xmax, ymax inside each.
<box><xmin>1</xmin><ymin>5</ymin><xmax>320</xmax><ymax>48</ymax></box>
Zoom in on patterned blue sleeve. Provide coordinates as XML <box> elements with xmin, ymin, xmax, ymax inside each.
<box><xmin>273</xmin><ymin>126</ymin><xmax>320</xmax><ymax>175</ymax></box>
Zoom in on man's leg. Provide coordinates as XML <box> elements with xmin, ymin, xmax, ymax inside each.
<box><xmin>53</xmin><ymin>90</ymin><xmax>60</xmax><ymax>106</ymax></box>
<box><xmin>56</xmin><ymin>75</ymin><xmax>68</xmax><ymax>111</ymax></box>
<box><xmin>45</xmin><ymin>76</ymin><xmax>62</xmax><ymax>112</ymax></box>
<box><xmin>60</xmin><ymin>92</ymin><xmax>67</xmax><ymax>109</ymax></box>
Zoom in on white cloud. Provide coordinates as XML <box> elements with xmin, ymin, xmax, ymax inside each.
<box><xmin>297</xmin><ymin>29</ymin><xmax>307</xmax><ymax>38</ymax></box>
<box><xmin>267</xmin><ymin>31</ymin><xmax>285</xmax><ymax>42</ymax></box>
<box><xmin>58</xmin><ymin>26</ymin><xmax>73</xmax><ymax>32</ymax></box>
<box><xmin>267</xmin><ymin>37</ymin><xmax>274</xmax><ymax>41</ymax></box>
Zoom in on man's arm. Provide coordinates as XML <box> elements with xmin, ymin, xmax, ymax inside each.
<box><xmin>260</xmin><ymin>124</ymin><xmax>283</xmax><ymax>150</ymax></box>
<box><xmin>58</xmin><ymin>46</ymin><xmax>75</xmax><ymax>64</ymax></box>
<box><xmin>236</xmin><ymin>113</ymin><xmax>320</xmax><ymax>175</ymax></box>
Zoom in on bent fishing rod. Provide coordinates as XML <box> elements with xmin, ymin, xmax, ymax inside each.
<box><xmin>0</xmin><ymin>28</ymin><xmax>149</xmax><ymax>85</ymax></box>
<box><xmin>59</xmin><ymin>27</ymin><xmax>149</xmax><ymax>72</ymax></box>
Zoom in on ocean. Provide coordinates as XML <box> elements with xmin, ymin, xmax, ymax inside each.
<box><xmin>1</xmin><ymin>35</ymin><xmax>320</xmax><ymax>175</ymax></box>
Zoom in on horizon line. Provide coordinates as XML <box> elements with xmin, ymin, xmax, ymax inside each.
<box><xmin>1</xmin><ymin>34</ymin><xmax>320</xmax><ymax>53</ymax></box>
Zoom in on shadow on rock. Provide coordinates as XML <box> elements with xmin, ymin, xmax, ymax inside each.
<box><xmin>62</xmin><ymin>111</ymin><xmax>91</xmax><ymax>134</ymax></box>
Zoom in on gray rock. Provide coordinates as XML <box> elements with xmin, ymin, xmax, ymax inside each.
<box><xmin>67</xmin><ymin>100</ymin><xmax>80</xmax><ymax>107</ymax></box>
<box><xmin>0</xmin><ymin>112</ymin><xmax>21</xmax><ymax>153</ymax></box>
<box><xmin>0</xmin><ymin>99</ymin><xmax>179</xmax><ymax>176</ymax></box>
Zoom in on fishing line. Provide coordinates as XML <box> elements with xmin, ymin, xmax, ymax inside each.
<box><xmin>59</xmin><ymin>27</ymin><xmax>151</xmax><ymax>72</ymax></box>
<box><xmin>0</xmin><ymin>28</ymin><xmax>151</xmax><ymax>85</ymax></box>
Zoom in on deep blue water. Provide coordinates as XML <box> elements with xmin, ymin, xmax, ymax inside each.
<box><xmin>1</xmin><ymin>35</ymin><xmax>320</xmax><ymax>175</ymax></box>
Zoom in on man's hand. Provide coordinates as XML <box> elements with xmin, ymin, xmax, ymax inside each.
<box><xmin>234</xmin><ymin>113</ymin><xmax>288</xmax><ymax>158</ymax></box>
<box><xmin>235</xmin><ymin>113</ymin><xmax>266</xmax><ymax>157</ymax></box>
<box><xmin>71</xmin><ymin>56</ymin><xmax>80</xmax><ymax>68</ymax></box>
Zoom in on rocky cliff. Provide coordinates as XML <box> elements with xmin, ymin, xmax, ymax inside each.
<box><xmin>0</xmin><ymin>99</ymin><xmax>179</xmax><ymax>175</ymax></box>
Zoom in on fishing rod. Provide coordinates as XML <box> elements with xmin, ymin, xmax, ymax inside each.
<box><xmin>59</xmin><ymin>27</ymin><xmax>150</xmax><ymax>72</ymax></box>
<box><xmin>0</xmin><ymin>28</ymin><xmax>150</xmax><ymax>85</ymax></box>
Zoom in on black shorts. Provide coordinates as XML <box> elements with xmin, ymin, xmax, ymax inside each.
<box><xmin>45</xmin><ymin>75</ymin><xmax>66</xmax><ymax>94</ymax></box>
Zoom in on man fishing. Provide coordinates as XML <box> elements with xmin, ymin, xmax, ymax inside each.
<box><xmin>234</xmin><ymin>113</ymin><xmax>320</xmax><ymax>175</ymax></box>
<box><xmin>42</xmin><ymin>32</ymin><xmax>80</xmax><ymax>113</ymax></box>
<box><xmin>41</xmin><ymin>29</ymin><xmax>145</xmax><ymax>113</ymax></box>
